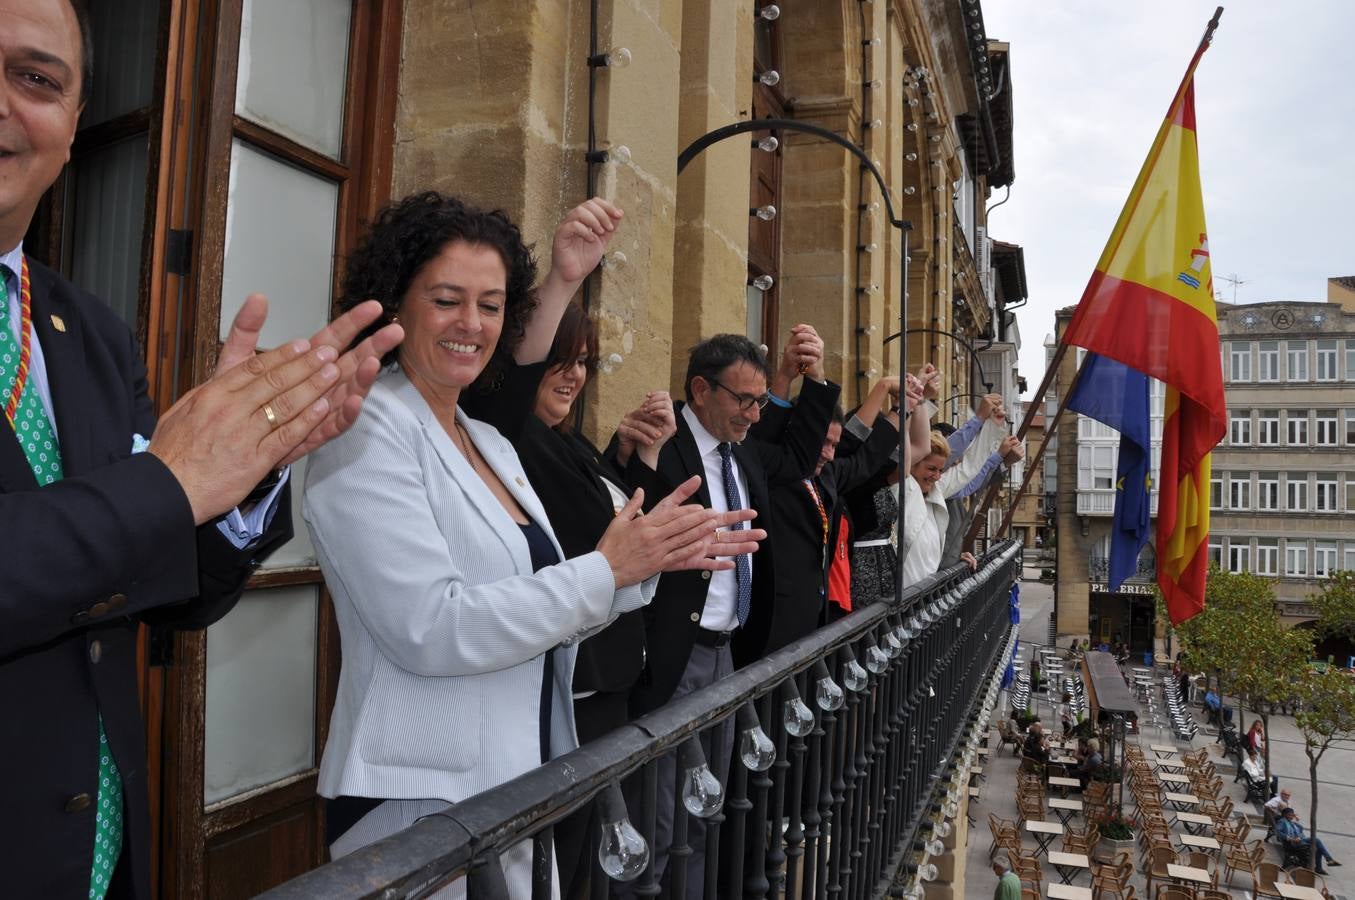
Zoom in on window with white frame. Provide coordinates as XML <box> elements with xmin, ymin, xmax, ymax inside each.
<box><xmin>1228</xmin><ymin>544</ymin><xmax>1250</xmax><ymax>574</ymax></box>
<box><xmin>1208</xmin><ymin>542</ymin><xmax>1222</xmax><ymax>569</ymax></box>
<box><xmin>1345</xmin><ymin>545</ymin><xmax>1355</xmax><ymax>574</ymax></box>
<box><xmin>1228</xmin><ymin>474</ymin><xmax>1250</xmax><ymax>511</ymax></box>
<box><xmin>1288</xmin><ymin>341</ymin><xmax>1309</xmax><ymax>381</ymax></box>
<box><xmin>1287</xmin><ymin>411</ymin><xmax>1309</xmax><ymax>445</ymax></box>
<box><xmin>1286</xmin><ymin>473</ymin><xmax>1309</xmax><ymax>511</ymax></box>
<box><xmin>1210</xmin><ymin>472</ymin><xmax>1223</xmax><ymax>510</ymax></box>
<box><xmin>1315</xmin><ymin>542</ymin><xmax>1338</xmax><ymax>578</ymax></box>
<box><xmin>1316</xmin><ymin>410</ymin><xmax>1338</xmax><ymax>446</ymax></box>
<box><xmin>1258</xmin><ymin>341</ymin><xmax>1280</xmax><ymax>381</ymax></box>
<box><xmin>1255</xmin><ymin>540</ymin><xmax>1278</xmax><ymax>576</ymax></box>
<box><xmin>1257</xmin><ymin>409</ymin><xmax>1280</xmax><ymax>445</ymax></box>
<box><xmin>1346</xmin><ymin>339</ymin><xmax>1355</xmax><ymax>381</ymax></box>
<box><xmin>1229</xmin><ymin>410</ymin><xmax>1251</xmax><ymax>445</ymax></box>
<box><xmin>1347</xmin><ymin>480</ymin><xmax>1355</xmax><ymax>515</ymax></box>
<box><xmin>1345</xmin><ymin>409</ymin><xmax>1355</xmax><ymax>445</ymax></box>
<box><xmin>1316</xmin><ymin>476</ymin><xmax>1339</xmax><ymax>512</ymax></box>
<box><xmin>1285</xmin><ymin>542</ymin><xmax>1308</xmax><ymax>577</ymax></box>
<box><xmin>1229</xmin><ymin>343</ymin><xmax>1251</xmax><ymax>382</ymax></box>
<box><xmin>1256</xmin><ymin>473</ymin><xmax>1279</xmax><ymax>511</ymax></box>
<box><xmin>1316</xmin><ymin>340</ymin><xmax>1339</xmax><ymax>381</ymax></box>
<box><xmin>1078</xmin><ymin>445</ymin><xmax>1116</xmax><ymax>491</ymax></box>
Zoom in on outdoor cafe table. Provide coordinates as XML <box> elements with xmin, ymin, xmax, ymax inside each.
<box><xmin>1047</xmin><ymin>850</ymin><xmax>1090</xmax><ymax>885</ymax></box>
<box><xmin>1164</xmin><ymin>791</ymin><xmax>1200</xmax><ymax>810</ymax></box>
<box><xmin>1276</xmin><ymin>885</ymin><xmax>1328</xmax><ymax>900</ymax></box>
<box><xmin>1166</xmin><ymin>863</ymin><xmax>1213</xmax><ymax>889</ymax></box>
<box><xmin>1049</xmin><ymin>776</ymin><xmax>1081</xmax><ymax>790</ymax></box>
<box><xmin>1049</xmin><ymin>797</ymin><xmax>1083</xmax><ymax>826</ymax></box>
<box><xmin>1051</xmin><ymin>755</ymin><xmax>1080</xmax><ymax>766</ymax></box>
<box><xmin>1047</xmin><ymin>886</ymin><xmax>1092</xmax><ymax>900</ymax></box>
<box><xmin>1159</xmin><ymin>771</ymin><xmax>1191</xmax><ymax>785</ymax></box>
<box><xmin>1174</xmin><ymin>811</ymin><xmax>1213</xmax><ymax>834</ymax></box>
<box><xmin>1025</xmin><ymin>819</ymin><xmax>1064</xmax><ymax>854</ymax></box>
<box><xmin>1178</xmin><ymin>833</ymin><xmax>1221</xmax><ymax>854</ymax></box>
<box><xmin>1149</xmin><ymin>744</ymin><xmax>1178</xmax><ymax>755</ymax></box>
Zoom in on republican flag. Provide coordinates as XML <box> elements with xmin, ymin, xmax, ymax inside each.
<box><xmin>1062</xmin><ymin>14</ymin><xmax>1226</xmax><ymax>625</ymax></box>
<box><xmin>1066</xmin><ymin>354</ymin><xmax>1152</xmax><ymax>593</ymax></box>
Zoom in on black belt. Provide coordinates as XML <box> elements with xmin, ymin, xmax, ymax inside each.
<box><xmin>694</xmin><ymin>628</ymin><xmax>734</xmax><ymax>648</ymax></box>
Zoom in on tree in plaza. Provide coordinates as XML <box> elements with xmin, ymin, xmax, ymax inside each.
<box><xmin>1230</xmin><ymin>622</ymin><xmax>1311</xmax><ymax>791</ymax></box>
<box><xmin>1294</xmin><ymin>665</ymin><xmax>1355</xmax><ymax>871</ymax></box>
<box><xmin>1313</xmin><ymin>569</ymin><xmax>1355</xmax><ymax>642</ymax></box>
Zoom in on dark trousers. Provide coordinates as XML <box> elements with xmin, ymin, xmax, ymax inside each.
<box><xmin>615</xmin><ymin>643</ymin><xmax>734</xmax><ymax>900</ymax></box>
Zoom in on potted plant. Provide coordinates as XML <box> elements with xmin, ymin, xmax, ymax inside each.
<box><xmin>1095</xmin><ymin>807</ymin><xmax>1136</xmax><ymax>858</ymax></box>
<box><xmin>1014</xmin><ymin>706</ymin><xmax>1039</xmax><ymax>730</ymax></box>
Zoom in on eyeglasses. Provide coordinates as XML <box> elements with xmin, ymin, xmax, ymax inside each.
<box><xmin>708</xmin><ymin>378</ymin><xmax>770</xmax><ymax>411</ymax></box>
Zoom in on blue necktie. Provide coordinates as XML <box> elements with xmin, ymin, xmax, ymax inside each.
<box><xmin>717</xmin><ymin>443</ymin><xmax>752</xmax><ymax>626</ymax></box>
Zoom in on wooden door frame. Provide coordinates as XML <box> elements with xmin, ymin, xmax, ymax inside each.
<box><xmin>155</xmin><ymin>0</ymin><xmax>401</xmax><ymax>896</ymax></box>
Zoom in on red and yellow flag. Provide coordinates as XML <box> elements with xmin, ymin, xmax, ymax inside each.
<box><xmin>1063</xmin><ymin>15</ymin><xmax>1225</xmax><ymax>625</ymax></box>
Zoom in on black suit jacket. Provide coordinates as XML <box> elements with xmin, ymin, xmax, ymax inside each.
<box><xmin>0</xmin><ymin>260</ymin><xmax>292</xmax><ymax>899</ymax></box>
<box><xmin>622</xmin><ymin>379</ymin><xmax>839</xmax><ymax>716</ymax></box>
<box><xmin>463</xmin><ymin>363</ymin><xmax>651</xmax><ymax>700</ymax></box>
<box><xmin>759</xmin><ymin>416</ymin><xmax>898</xmax><ymax>652</ymax></box>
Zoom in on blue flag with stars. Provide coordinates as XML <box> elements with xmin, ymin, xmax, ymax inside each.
<box><xmin>1066</xmin><ymin>353</ymin><xmax>1152</xmax><ymax>592</ymax></box>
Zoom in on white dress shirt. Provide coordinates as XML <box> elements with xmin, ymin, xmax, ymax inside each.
<box><xmin>682</xmin><ymin>404</ymin><xmax>751</xmax><ymax>631</ymax></box>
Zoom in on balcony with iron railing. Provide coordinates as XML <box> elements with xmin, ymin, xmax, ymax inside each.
<box><xmin>1088</xmin><ymin>553</ymin><xmax>1156</xmax><ymax>584</ymax></box>
<box><xmin>262</xmin><ymin>542</ymin><xmax>1023</xmax><ymax>900</ymax></box>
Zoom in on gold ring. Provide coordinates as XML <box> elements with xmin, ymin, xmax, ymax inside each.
<box><xmin>262</xmin><ymin>403</ymin><xmax>279</xmax><ymax>429</ymax></box>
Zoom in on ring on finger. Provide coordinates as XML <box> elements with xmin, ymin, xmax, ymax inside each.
<box><xmin>262</xmin><ymin>402</ymin><xmax>280</xmax><ymax>429</ymax></box>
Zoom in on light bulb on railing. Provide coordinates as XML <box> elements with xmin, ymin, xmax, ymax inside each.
<box><xmin>813</xmin><ymin>658</ymin><xmax>844</xmax><ymax>711</ymax></box>
<box><xmin>932</xmin><ymin>818</ymin><xmax>952</xmax><ymax>839</ymax></box>
<box><xmin>756</xmin><ymin>69</ymin><xmax>781</xmax><ymax>87</ymax></box>
<box><xmin>858</xmin><ymin>242</ymin><xmax>878</xmax><ymax>254</ymax></box>
<box><xmin>919</xmin><ymin>862</ymin><xmax>939</xmax><ymax>882</ymax></box>
<box><xmin>864</xmin><ymin>78</ymin><xmax>883</xmax><ymax>90</ymax></box>
<box><xmin>925</xmin><ymin>837</ymin><xmax>944</xmax><ymax>857</ymax></box>
<box><xmin>907</xmin><ymin>123</ymin><xmax>919</xmax><ymax>132</ymax></box>
<box><xmin>751</xmin><ymin>204</ymin><xmax>777</xmax><ymax>221</ymax></box>
<box><xmin>842</xmin><ymin>657</ymin><xmax>868</xmax><ymax>693</ymax></box>
<box><xmin>865</xmin><ymin>641</ymin><xmax>889</xmax><ymax>674</ymax></box>
<box><xmin>749</xmin><ymin>274</ymin><xmax>774</xmax><ymax>291</ymax></box>
<box><xmin>904</xmin><ymin>186</ymin><xmax>916</xmax><ymax>196</ymax></box>
<box><xmin>758</xmin><ymin>3</ymin><xmax>781</xmax><ymax>20</ymax></box>
<box><xmin>943</xmin><ymin>798</ymin><xmax>959</xmax><ymax>819</ymax></box>
<box><xmin>906</xmin><ymin>151</ymin><xmax>918</xmax><ymax>161</ymax></box>
<box><xmin>599</xmin><ymin>352</ymin><xmax>624</xmax><ymax>374</ymax></box>
<box><xmin>781</xmin><ymin>681</ymin><xmax>816</xmax><ymax>737</ymax></box>
<box><xmin>597</xmin><ymin>782</ymin><xmax>649</xmax><ymax>881</ymax></box>
<box><xmin>678</xmin><ymin>737</ymin><xmax>724</xmax><ymax>818</ymax></box>
<box><xmin>736</xmin><ymin>703</ymin><xmax>776</xmax><ymax>771</ymax></box>
<box><xmin>754</xmin><ymin>135</ymin><xmax>779</xmax><ymax>153</ymax></box>
<box><xmin>609</xmin><ymin>144</ymin><xmax>632</xmax><ymax>164</ymax></box>
<box><xmin>866</xmin><ymin>118</ymin><xmax>883</xmax><ymax>129</ymax></box>
<box><xmin>883</xmin><ymin>629</ymin><xmax>902</xmax><ymax>658</ymax></box>
<box><xmin>601</xmin><ymin>250</ymin><xmax>628</xmax><ymax>271</ymax></box>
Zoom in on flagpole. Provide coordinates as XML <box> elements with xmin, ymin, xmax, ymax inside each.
<box><xmin>963</xmin><ymin>6</ymin><xmax>1223</xmax><ymax>550</ymax></box>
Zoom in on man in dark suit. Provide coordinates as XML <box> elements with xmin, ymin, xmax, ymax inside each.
<box><xmin>758</xmin><ymin>375</ymin><xmax>901</xmax><ymax>652</ymax></box>
<box><xmin>618</xmin><ymin>329</ymin><xmax>837</xmax><ymax>899</ymax></box>
<box><xmin>0</xmin><ymin>2</ymin><xmax>402</xmax><ymax>896</ymax></box>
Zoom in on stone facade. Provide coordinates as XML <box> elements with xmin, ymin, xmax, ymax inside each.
<box><xmin>393</xmin><ymin>0</ymin><xmax>1015</xmax><ymax>448</ymax></box>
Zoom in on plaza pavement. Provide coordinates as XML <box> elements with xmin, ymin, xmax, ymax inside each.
<box><xmin>959</xmin><ymin>568</ymin><xmax>1355</xmax><ymax>898</ymax></box>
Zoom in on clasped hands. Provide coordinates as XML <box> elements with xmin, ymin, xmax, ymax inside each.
<box><xmin>149</xmin><ymin>295</ymin><xmax>404</xmax><ymax>525</ymax></box>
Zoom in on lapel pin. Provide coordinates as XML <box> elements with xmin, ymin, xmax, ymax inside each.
<box><xmin>50</xmin><ymin>314</ymin><xmax>67</xmax><ymax>333</ymax></box>
<box><xmin>515</xmin><ymin>476</ymin><xmax>526</xmax><ymax>487</ymax></box>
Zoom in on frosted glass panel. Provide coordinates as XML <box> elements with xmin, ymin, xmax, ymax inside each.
<box><xmin>236</xmin><ymin>0</ymin><xmax>352</xmax><ymax>157</ymax></box>
<box><xmin>69</xmin><ymin>136</ymin><xmax>149</xmax><ymax>327</ymax></box>
<box><xmin>83</xmin><ymin>0</ymin><xmax>158</xmax><ymax>127</ymax></box>
<box><xmin>219</xmin><ymin>140</ymin><xmax>338</xmax><ymax>349</ymax></box>
<box><xmin>204</xmin><ymin>586</ymin><xmax>318</xmax><ymax>804</ymax></box>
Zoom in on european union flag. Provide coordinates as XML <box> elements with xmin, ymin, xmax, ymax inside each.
<box><xmin>1067</xmin><ymin>353</ymin><xmax>1152</xmax><ymax>592</ymax></box>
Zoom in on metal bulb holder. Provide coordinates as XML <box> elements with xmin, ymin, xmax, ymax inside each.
<box><xmin>678</xmin><ymin>737</ymin><xmax>724</xmax><ymax>818</ymax></box>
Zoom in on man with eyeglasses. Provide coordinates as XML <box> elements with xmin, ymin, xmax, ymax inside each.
<box><xmin>615</xmin><ymin>329</ymin><xmax>837</xmax><ymax>899</ymax></box>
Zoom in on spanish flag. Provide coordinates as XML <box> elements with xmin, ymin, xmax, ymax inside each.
<box><xmin>1063</xmin><ymin>12</ymin><xmax>1226</xmax><ymax>625</ymax></box>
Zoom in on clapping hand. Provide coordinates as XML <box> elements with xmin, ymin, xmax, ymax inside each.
<box><xmin>596</xmin><ymin>476</ymin><xmax>766</xmax><ymax>587</ymax></box>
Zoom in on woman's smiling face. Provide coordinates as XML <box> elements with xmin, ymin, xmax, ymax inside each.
<box><xmin>396</xmin><ymin>240</ymin><xmax>507</xmax><ymax>403</ymax></box>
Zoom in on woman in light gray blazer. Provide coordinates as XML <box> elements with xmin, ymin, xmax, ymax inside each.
<box><xmin>302</xmin><ymin>193</ymin><xmax>762</xmax><ymax>891</ymax></box>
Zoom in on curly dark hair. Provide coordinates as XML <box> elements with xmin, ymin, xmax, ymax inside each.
<box><xmin>339</xmin><ymin>191</ymin><xmax>538</xmax><ymax>390</ymax></box>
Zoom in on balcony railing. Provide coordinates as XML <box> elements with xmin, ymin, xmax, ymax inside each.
<box><xmin>1077</xmin><ymin>490</ymin><xmax>1159</xmax><ymax>516</ymax></box>
<box><xmin>1089</xmin><ymin>554</ymin><xmax>1156</xmax><ymax>583</ymax></box>
<box><xmin>261</xmin><ymin>542</ymin><xmax>1022</xmax><ymax>900</ymax></box>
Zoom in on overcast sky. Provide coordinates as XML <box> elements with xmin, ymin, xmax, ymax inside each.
<box><xmin>981</xmin><ymin>1</ymin><xmax>1355</xmax><ymax>396</ymax></box>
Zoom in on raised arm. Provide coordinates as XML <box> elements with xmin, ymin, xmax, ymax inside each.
<box><xmin>516</xmin><ymin>199</ymin><xmax>623</xmax><ymax>363</ymax></box>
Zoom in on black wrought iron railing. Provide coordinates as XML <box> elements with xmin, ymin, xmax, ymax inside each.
<box><xmin>261</xmin><ymin>541</ymin><xmax>1022</xmax><ymax>900</ymax></box>
<box><xmin>1088</xmin><ymin>554</ymin><xmax>1156</xmax><ymax>583</ymax></box>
